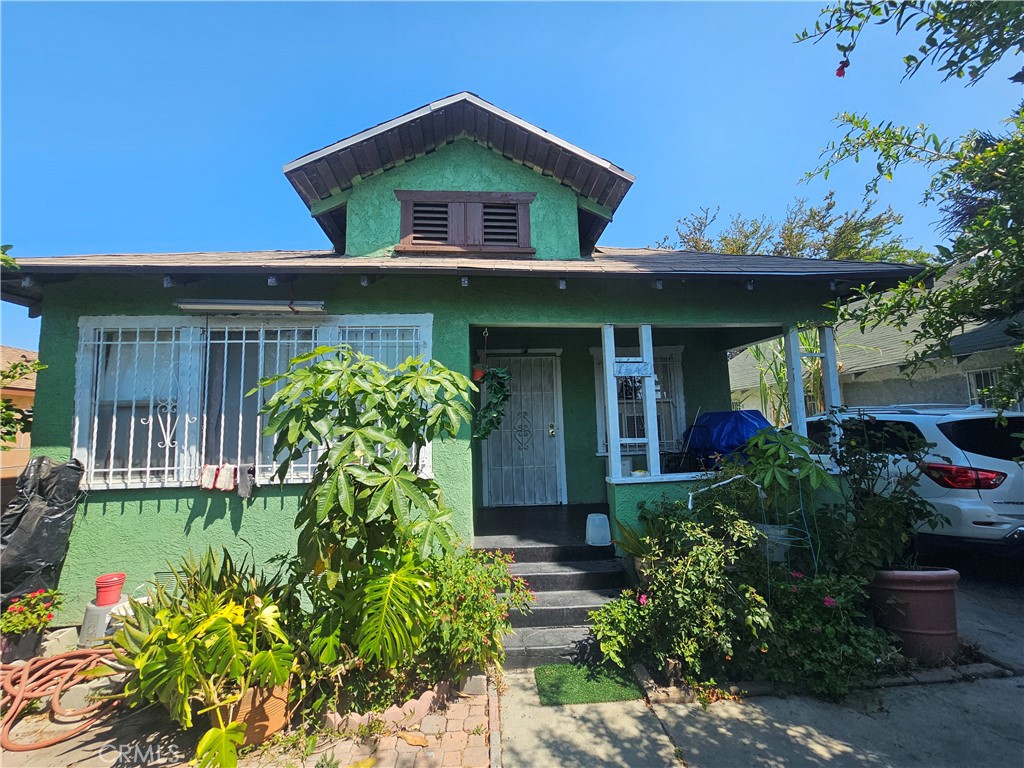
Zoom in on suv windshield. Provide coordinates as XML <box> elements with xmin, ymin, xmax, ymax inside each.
<box><xmin>938</xmin><ymin>417</ymin><xmax>1024</xmax><ymax>462</ymax></box>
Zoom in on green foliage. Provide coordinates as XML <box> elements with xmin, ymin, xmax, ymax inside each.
<box><xmin>591</xmin><ymin>504</ymin><xmax>771</xmax><ymax>680</ymax></box>
<box><xmin>802</xmin><ymin>3</ymin><xmax>1023</xmax><ymax>419</ymax></box>
<box><xmin>812</xmin><ymin>414</ymin><xmax>945</xmax><ymax>573</ymax></box>
<box><xmin>472</xmin><ymin>366</ymin><xmax>511</xmax><ymax>440</ymax></box>
<box><xmin>727</xmin><ymin>428</ymin><xmax>838</xmax><ymax>526</ymax></box>
<box><xmin>1</xmin><ymin>588</ymin><xmax>62</xmax><ymax>635</ymax></box>
<box><xmin>0</xmin><ymin>244</ymin><xmax>16</xmax><ymax>271</ymax></box>
<box><xmin>416</xmin><ymin>546</ymin><xmax>534</xmax><ymax>681</ymax></box>
<box><xmin>256</xmin><ymin>347</ymin><xmax>471</xmax><ymax>681</ymax></box>
<box><xmin>112</xmin><ymin>548</ymin><xmax>294</xmax><ymax>768</ymax></box>
<box><xmin>657</xmin><ymin>192</ymin><xmax>932</xmax><ymax>263</ymax></box>
<box><xmin>755</xmin><ymin>570</ymin><xmax>897</xmax><ymax>698</ymax></box>
<box><xmin>1</xmin><ymin>358</ymin><xmax>45</xmax><ymax>449</ymax></box>
<box><xmin>797</xmin><ymin>1</ymin><xmax>1024</xmax><ymax>85</ymax></box>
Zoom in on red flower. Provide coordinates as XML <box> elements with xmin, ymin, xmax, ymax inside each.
<box><xmin>15</xmin><ymin>606</ymin><xmax>25</xmax><ymax>612</ymax></box>
<box><xmin>6</xmin><ymin>605</ymin><xmax>15</xmax><ymax>612</ymax></box>
<box><xmin>35</xmin><ymin>589</ymin><xmax>45</xmax><ymax>596</ymax></box>
<box><xmin>43</xmin><ymin>603</ymin><xmax>51</xmax><ymax>608</ymax></box>
<box><xmin>11</xmin><ymin>598</ymin><xmax>18</xmax><ymax>603</ymax></box>
<box><xmin>46</xmin><ymin>613</ymin><xmax>54</xmax><ymax>621</ymax></box>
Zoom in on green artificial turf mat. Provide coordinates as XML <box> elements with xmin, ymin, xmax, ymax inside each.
<box><xmin>533</xmin><ymin>663</ymin><xmax>644</xmax><ymax>706</ymax></box>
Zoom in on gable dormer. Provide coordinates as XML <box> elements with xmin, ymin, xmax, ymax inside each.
<box><xmin>282</xmin><ymin>93</ymin><xmax>634</xmax><ymax>259</ymax></box>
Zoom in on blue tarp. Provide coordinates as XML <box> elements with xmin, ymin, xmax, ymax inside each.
<box><xmin>683</xmin><ymin>410</ymin><xmax>773</xmax><ymax>459</ymax></box>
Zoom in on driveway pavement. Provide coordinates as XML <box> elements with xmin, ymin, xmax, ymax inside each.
<box><xmin>500</xmin><ymin>572</ymin><xmax>1024</xmax><ymax>768</ymax></box>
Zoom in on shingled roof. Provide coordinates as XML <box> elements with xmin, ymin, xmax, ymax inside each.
<box><xmin>1</xmin><ymin>246</ymin><xmax>924</xmax><ymax>312</ymax></box>
<box><xmin>282</xmin><ymin>93</ymin><xmax>636</xmax><ymax>254</ymax></box>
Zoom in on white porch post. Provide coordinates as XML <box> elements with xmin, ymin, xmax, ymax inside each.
<box><xmin>784</xmin><ymin>325</ymin><xmax>807</xmax><ymax>436</ymax></box>
<box><xmin>639</xmin><ymin>324</ymin><xmax>661</xmax><ymax>476</ymax></box>
<box><xmin>818</xmin><ymin>325</ymin><xmax>842</xmax><ymax>412</ymax></box>
<box><xmin>601</xmin><ymin>324</ymin><xmax>622</xmax><ymax>478</ymax></box>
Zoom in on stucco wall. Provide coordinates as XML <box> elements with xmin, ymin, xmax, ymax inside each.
<box><xmin>31</xmin><ymin>268</ymin><xmax>836</xmax><ymax>619</ymax></box>
<box><xmin>606</xmin><ymin>478</ymin><xmax>703</xmax><ymax>545</ymax></box>
<box><xmin>345</xmin><ymin>139</ymin><xmax>582</xmax><ymax>260</ymax></box>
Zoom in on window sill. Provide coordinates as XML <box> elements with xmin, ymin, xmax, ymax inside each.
<box><xmin>392</xmin><ymin>244</ymin><xmax>536</xmax><ymax>257</ymax></box>
<box><xmin>605</xmin><ymin>472</ymin><xmax>714</xmax><ymax>485</ymax></box>
<box><xmin>82</xmin><ymin>477</ymin><xmax>313</xmax><ymax>492</ymax></box>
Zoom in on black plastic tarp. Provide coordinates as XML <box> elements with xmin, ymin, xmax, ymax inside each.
<box><xmin>1</xmin><ymin>457</ymin><xmax>83</xmax><ymax>605</ymax></box>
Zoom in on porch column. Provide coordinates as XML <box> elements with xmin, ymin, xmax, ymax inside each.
<box><xmin>601</xmin><ymin>324</ymin><xmax>622</xmax><ymax>479</ymax></box>
<box><xmin>818</xmin><ymin>325</ymin><xmax>842</xmax><ymax>412</ymax></box>
<box><xmin>784</xmin><ymin>325</ymin><xmax>807</xmax><ymax>436</ymax></box>
<box><xmin>639</xmin><ymin>324</ymin><xmax>661</xmax><ymax>475</ymax></box>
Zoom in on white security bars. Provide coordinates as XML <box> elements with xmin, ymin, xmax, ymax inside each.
<box><xmin>601</xmin><ymin>324</ymin><xmax>663</xmax><ymax>478</ymax></box>
<box><xmin>73</xmin><ymin>314</ymin><xmax>431</xmax><ymax>489</ymax></box>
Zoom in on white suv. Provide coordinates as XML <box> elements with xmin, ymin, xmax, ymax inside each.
<box><xmin>806</xmin><ymin>406</ymin><xmax>1024</xmax><ymax>554</ymax></box>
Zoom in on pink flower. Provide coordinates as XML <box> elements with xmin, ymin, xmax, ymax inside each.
<box><xmin>790</xmin><ymin>571</ymin><xmax>804</xmax><ymax>580</ymax></box>
<box><xmin>823</xmin><ymin>596</ymin><xmax>838</xmax><ymax>608</ymax></box>
<box><xmin>790</xmin><ymin>585</ymin><xmax>800</xmax><ymax>593</ymax></box>
<box><xmin>11</xmin><ymin>598</ymin><xmax>18</xmax><ymax>603</ymax></box>
<box><xmin>638</xmin><ymin>593</ymin><xmax>648</xmax><ymax>606</ymax></box>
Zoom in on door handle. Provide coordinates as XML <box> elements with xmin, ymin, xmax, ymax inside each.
<box><xmin>548</xmin><ymin>423</ymin><xmax>557</xmax><ymax>437</ymax></box>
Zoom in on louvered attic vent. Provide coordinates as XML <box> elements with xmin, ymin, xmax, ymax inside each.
<box><xmin>482</xmin><ymin>204</ymin><xmax>519</xmax><ymax>245</ymax></box>
<box><xmin>395</xmin><ymin>191</ymin><xmax>536</xmax><ymax>255</ymax></box>
<box><xmin>411</xmin><ymin>202</ymin><xmax>449</xmax><ymax>244</ymax></box>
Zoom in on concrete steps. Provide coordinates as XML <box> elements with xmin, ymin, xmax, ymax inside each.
<box><xmin>510</xmin><ymin>588</ymin><xmax>619</xmax><ymax>628</ymax></box>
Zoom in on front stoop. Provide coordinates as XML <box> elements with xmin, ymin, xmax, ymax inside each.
<box><xmin>477</xmin><ymin>537</ymin><xmax>626</xmax><ymax>669</ymax></box>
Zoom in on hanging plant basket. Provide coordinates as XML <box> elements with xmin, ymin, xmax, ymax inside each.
<box><xmin>471</xmin><ymin>364</ymin><xmax>487</xmax><ymax>383</ymax></box>
<box><xmin>472</xmin><ymin>367</ymin><xmax>512</xmax><ymax>440</ymax></box>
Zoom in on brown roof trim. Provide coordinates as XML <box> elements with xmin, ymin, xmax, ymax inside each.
<box><xmin>3</xmin><ymin>248</ymin><xmax>924</xmax><ymax>299</ymax></box>
<box><xmin>282</xmin><ymin>93</ymin><xmax>635</xmax><ymax>253</ymax></box>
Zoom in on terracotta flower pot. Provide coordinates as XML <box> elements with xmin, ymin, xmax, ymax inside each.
<box><xmin>869</xmin><ymin>567</ymin><xmax>960</xmax><ymax>666</ymax></box>
<box><xmin>211</xmin><ymin>684</ymin><xmax>290</xmax><ymax>746</ymax></box>
<box><xmin>471</xmin><ymin>367</ymin><xmax>487</xmax><ymax>382</ymax></box>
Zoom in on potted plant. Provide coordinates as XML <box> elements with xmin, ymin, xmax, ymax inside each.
<box><xmin>818</xmin><ymin>414</ymin><xmax>957</xmax><ymax>665</ymax></box>
<box><xmin>472</xmin><ymin>366</ymin><xmax>512</xmax><ymax>440</ymax></box>
<box><xmin>1</xmin><ymin>588</ymin><xmax>62</xmax><ymax>662</ymax></box>
<box><xmin>113</xmin><ymin>549</ymin><xmax>294</xmax><ymax>767</ymax></box>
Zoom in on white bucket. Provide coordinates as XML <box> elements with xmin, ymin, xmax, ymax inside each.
<box><xmin>586</xmin><ymin>513</ymin><xmax>612</xmax><ymax>547</ymax></box>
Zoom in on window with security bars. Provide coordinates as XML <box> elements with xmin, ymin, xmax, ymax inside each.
<box><xmin>967</xmin><ymin>368</ymin><xmax>1023</xmax><ymax>411</ymax></box>
<box><xmin>593</xmin><ymin>349</ymin><xmax>685</xmax><ymax>455</ymax></box>
<box><xmin>396</xmin><ymin>191</ymin><xmax>534</xmax><ymax>253</ymax></box>
<box><xmin>73</xmin><ymin>315</ymin><xmax>431</xmax><ymax>488</ymax></box>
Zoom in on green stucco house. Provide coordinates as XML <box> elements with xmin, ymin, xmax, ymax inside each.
<box><xmin>2</xmin><ymin>93</ymin><xmax>920</xmax><ymax>630</ymax></box>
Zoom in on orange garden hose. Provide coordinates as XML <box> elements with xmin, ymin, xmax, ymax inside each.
<box><xmin>1</xmin><ymin>648</ymin><xmax>121</xmax><ymax>751</ymax></box>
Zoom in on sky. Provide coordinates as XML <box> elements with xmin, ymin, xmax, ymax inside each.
<box><xmin>2</xmin><ymin>1</ymin><xmax>1020</xmax><ymax>351</ymax></box>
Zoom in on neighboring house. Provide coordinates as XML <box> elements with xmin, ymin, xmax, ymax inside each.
<box><xmin>730</xmin><ymin>266</ymin><xmax>1022</xmax><ymax>420</ymax></box>
<box><xmin>0</xmin><ymin>346</ymin><xmax>39</xmax><ymax>508</ymax></box>
<box><xmin>0</xmin><ymin>93</ymin><xmax>920</xmax><ymax>617</ymax></box>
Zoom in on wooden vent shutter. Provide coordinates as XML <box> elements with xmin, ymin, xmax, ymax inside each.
<box><xmin>411</xmin><ymin>202</ymin><xmax>450</xmax><ymax>243</ymax></box>
<box><xmin>481</xmin><ymin>203</ymin><xmax>519</xmax><ymax>245</ymax></box>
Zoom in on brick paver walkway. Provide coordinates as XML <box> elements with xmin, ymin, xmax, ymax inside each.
<box><xmin>316</xmin><ymin>690</ymin><xmax>491</xmax><ymax>768</ymax></box>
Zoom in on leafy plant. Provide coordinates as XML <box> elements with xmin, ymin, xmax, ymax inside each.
<box><xmin>1</xmin><ymin>357</ymin><xmax>45</xmax><ymax>449</ymax></box>
<box><xmin>415</xmin><ymin>546</ymin><xmax>534</xmax><ymax>681</ymax></box>
<box><xmin>754</xmin><ymin>569</ymin><xmax>898</xmax><ymax>698</ymax></box>
<box><xmin>472</xmin><ymin>366</ymin><xmax>511</xmax><ymax>440</ymax></box>
<box><xmin>112</xmin><ymin>548</ymin><xmax>294</xmax><ymax>768</ymax></box>
<box><xmin>1</xmin><ymin>588</ymin><xmax>62</xmax><ymax>635</ymax></box>
<box><xmin>591</xmin><ymin>505</ymin><xmax>771</xmax><ymax>682</ymax></box>
<box><xmin>255</xmin><ymin>347</ymin><xmax>476</xmax><ymax>716</ymax></box>
<box><xmin>813</xmin><ymin>413</ymin><xmax>945</xmax><ymax>573</ymax></box>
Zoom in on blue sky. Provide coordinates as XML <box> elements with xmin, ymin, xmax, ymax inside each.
<box><xmin>2</xmin><ymin>2</ymin><xmax>1019</xmax><ymax>350</ymax></box>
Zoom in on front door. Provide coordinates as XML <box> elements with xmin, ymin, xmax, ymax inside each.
<box><xmin>482</xmin><ymin>355</ymin><xmax>566</xmax><ymax>506</ymax></box>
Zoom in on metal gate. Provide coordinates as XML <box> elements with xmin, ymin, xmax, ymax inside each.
<box><xmin>482</xmin><ymin>355</ymin><xmax>566</xmax><ymax>506</ymax></box>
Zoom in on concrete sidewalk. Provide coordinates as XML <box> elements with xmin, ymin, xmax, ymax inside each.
<box><xmin>498</xmin><ymin>578</ymin><xmax>1024</xmax><ymax>768</ymax></box>
<box><xmin>499</xmin><ymin>671</ymin><xmax>679</xmax><ymax>767</ymax></box>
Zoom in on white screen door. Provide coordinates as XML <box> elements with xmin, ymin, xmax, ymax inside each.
<box><xmin>482</xmin><ymin>355</ymin><xmax>566</xmax><ymax>506</ymax></box>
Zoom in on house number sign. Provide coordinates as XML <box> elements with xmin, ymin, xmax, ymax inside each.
<box><xmin>614</xmin><ymin>361</ymin><xmax>653</xmax><ymax>377</ymax></box>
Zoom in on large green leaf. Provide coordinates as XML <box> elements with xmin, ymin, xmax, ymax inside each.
<box><xmin>349</xmin><ymin>559</ymin><xmax>433</xmax><ymax>667</ymax></box>
<box><xmin>250</xmin><ymin>645</ymin><xmax>294</xmax><ymax>687</ymax></box>
<box><xmin>196</xmin><ymin>722</ymin><xmax>246</xmax><ymax>768</ymax></box>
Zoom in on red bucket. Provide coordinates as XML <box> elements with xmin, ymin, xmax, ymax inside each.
<box><xmin>95</xmin><ymin>573</ymin><xmax>127</xmax><ymax>607</ymax></box>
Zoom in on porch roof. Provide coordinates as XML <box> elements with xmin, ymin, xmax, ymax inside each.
<box><xmin>2</xmin><ymin>247</ymin><xmax>924</xmax><ymax>309</ymax></box>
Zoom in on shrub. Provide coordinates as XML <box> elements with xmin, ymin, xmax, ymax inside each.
<box><xmin>1</xmin><ymin>588</ymin><xmax>62</xmax><ymax>635</ymax></box>
<box><xmin>416</xmin><ymin>547</ymin><xmax>534</xmax><ymax>682</ymax></box>
<box><xmin>754</xmin><ymin>570</ymin><xmax>898</xmax><ymax>698</ymax></box>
